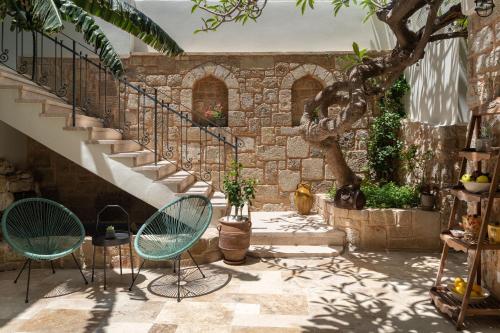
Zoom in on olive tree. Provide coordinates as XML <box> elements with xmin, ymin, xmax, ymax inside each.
<box><xmin>191</xmin><ymin>0</ymin><xmax>467</xmax><ymax>189</ymax></box>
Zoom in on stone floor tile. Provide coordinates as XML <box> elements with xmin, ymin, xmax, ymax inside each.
<box><xmin>156</xmin><ymin>301</ymin><xmax>235</xmax><ymax>325</ymax></box>
<box><xmin>148</xmin><ymin>323</ymin><xmax>177</xmax><ymax>333</ymax></box>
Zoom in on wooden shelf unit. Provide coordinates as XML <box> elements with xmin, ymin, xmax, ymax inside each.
<box><xmin>458</xmin><ymin>150</ymin><xmax>499</xmax><ymax>162</ymax></box>
<box><xmin>432</xmin><ymin>111</ymin><xmax>500</xmax><ymax>330</ymax></box>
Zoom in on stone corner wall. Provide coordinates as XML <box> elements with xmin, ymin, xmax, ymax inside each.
<box><xmin>467</xmin><ymin>6</ymin><xmax>500</xmax><ymax>298</ymax></box>
<box><xmin>313</xmin><ymin>194</ymin><xmax>441</xmax><ymax>251</ymax></box>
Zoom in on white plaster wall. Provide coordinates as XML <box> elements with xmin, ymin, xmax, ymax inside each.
<box><xmin>405</xmin><ymin>38</ymin><xmax>469</xmax><ymax>126</ymax></box>
<box><xmin>133</xmin><ymin>0</ymin><xmax>392</xmax><ymax>52</ymax></box>
<box><xmin>0</xmin><ymin>121</ymin><xmax>27</xmax><ymax>169</ymax></box>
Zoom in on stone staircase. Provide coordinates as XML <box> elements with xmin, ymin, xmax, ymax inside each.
<box><xmin>0</xmin><ymin>66</ymin><xmax>227</xmax><ymax>223</ymax></box>
<box><xmin>248</xmin><ymin>211</ymin><xmax>346</xmax><ymax>258</ymax></box>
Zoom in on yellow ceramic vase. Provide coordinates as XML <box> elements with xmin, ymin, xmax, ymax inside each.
<box><xmin>294</xmin><ymin>183</ymin><xmax>313</xmax><ymax>215</ymax></box>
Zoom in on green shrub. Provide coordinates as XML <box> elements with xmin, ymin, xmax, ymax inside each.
<box><xmin>362</xmin><ymin>182</ymin><xmax>419</xmax><ymax>209</ymax></box>
<box><xmin>367</xmin><ymin>76</ymin><xmax>410</xmax><ymax>182</ymax></box>
<box><xmin>327</xmin><ymin>182</ymin><xmax>419</xmax><ymax>209</ymax></box>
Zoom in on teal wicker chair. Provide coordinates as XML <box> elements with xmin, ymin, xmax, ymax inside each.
<box><xmin>1</xmin><ymin>198</ymin><xmax>88</xmax><ymax>302</ymax></box>
<box><xmin>129</xmin><ymin>195</ymin><xmax>212</xmax><ymax>301</ymax></box>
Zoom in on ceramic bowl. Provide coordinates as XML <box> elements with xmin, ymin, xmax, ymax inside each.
<box><xmin>447</xmin><ymin>283</ymin><xmax>489</xmax><ymax>304</ymax></box>
<box><xmin>461</xmin><ymin>181</ymin><xmax>491</xmax><ymax>193</ymax></box>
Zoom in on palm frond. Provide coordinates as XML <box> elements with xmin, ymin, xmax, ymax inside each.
<box><xmin>69</xmin><ymin>0</ymin><xmax>183</xmax><ymax>56</ymax></box>
<box><xmin>58</xmin><ymin>2</ymin><xmax>124</xmax><ymax>77</ymax></box>
<box><xmin>29</xmin><ymin>0</ymin><xmax>63</xmax><ymax>33</ymax></box>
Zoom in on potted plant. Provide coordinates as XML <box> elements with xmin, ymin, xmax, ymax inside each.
<box><xmin>218</xmin><ymin>161</ymin><xmax>256</xmax><ymax>265</ymax></box>
<box><xmin>204</xmin><ymin>103</ymin><xmax>226</xmax><ymax>127</ymax></box>
<box><xmin>105</xmin><ymin>225</ymin><xmax>116</xmax><ymax>239</ymax></box>
<box><xmin>417</xmin><ymin>150</ymin><xmax>436</xmax><ymax>211</ymax></box>
<box><xmin>476</xmin><ymin>124</ymin><xmax>493</xmax><ymax>152</ymax></box>
<box><xmin>404</xmin><ymin>147</ymin><xmax>436</xmax><ymax>211</ymax></box>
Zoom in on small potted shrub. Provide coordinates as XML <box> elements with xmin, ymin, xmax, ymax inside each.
<box><xmin>105</xmin><ymin>225</ymin><xmax>116</xmax><ymax>239</ymax></box>
<box><xmin>218</xmin><ymin>161</ymin><xmax>256</xmax><ymax>265</ymax></box>
<box><xmin>404</xmin><ymin>147</ymin><xmax>436</xmax><ymax>211</ymax></box>
<box><xmin>476</xmin><ymin>124</ymin><xmax>493</xmax><ymax>152</ymax></box>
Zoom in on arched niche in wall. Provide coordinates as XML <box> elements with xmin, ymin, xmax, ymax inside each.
<box><xmin>291</xmin><ymin>76</ymin><xmax>324</xmax><ymax>126</ymax></box>
<box><xmin>192</xmin><ymin>76</ymin><xmax>229</xmax><ymax>127</ymax></box>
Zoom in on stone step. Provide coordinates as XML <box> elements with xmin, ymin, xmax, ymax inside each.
<box><xmin>87</xmin><ymin>127</ymin><xmax>122</xmax><ymax>140</ymax></box>
<box><xmin>250</xmin><ymin>211</ymin><xmax>346</xmax><ymax>246</ymax></box>
<box><xmin>18</xmin><ymin>84</ymin><xmax>64</xmax><ymax>103</ymax></box>
<box><xmin>156</xmin><ymin>171</ymin><xmax>196</xmax><ymax>193</ymax></box>
<box><xmin>86</xmin><ymin>140</ymin><xmax>143</xmax><ymax>154</ymax></box>
<box><xmin>132</xmin><ymin>160</ymin><xmax>177</xmax><ymax>180</ymax></box>
<box><xmin>248</xmin><ymin>245</ymin><xmax>343</xmax><ymax>258</ymax></box>
<box><xmin>109</xmin><ymin>150</ymin><xmax>156</xmax><ymax>167</ymax></box>
<box><xmin>64</xmin><ymin>114</ymin><xmax>103</xmax><ymax>128</ymax></box>
<box><xmin>177</xmin><ymin>181</ymin><xmax>213</xmax><ymax>197</ymax></box>
<box><xmin>0</xmin><ymin>67</ymin><xmax>39</xmax><ymax>86</ymax></box>
<box><xmin>209</xmin><ymin>191</ymin><xmax>228</xmax><ymax>226</ymax></box>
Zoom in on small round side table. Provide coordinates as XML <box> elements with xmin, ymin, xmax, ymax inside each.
<box><xmin>91</xmin><ymin>205</ymin><xmax>134</xmax><ymax>290</ymax></box>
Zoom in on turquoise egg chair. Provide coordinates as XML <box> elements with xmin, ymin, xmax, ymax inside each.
<box><xmin>129</xmin><ymin>195</ymin><xmax>212</xmax><ymax>302</ymax></box>
<box><xmin>1</xmin><ymin>198</ymin><xmax>88</xmax><ymax>303</ymax></box>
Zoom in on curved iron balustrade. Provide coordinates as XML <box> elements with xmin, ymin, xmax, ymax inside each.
<box><xmin>0</xmin><ymin>19</ymin><xmax>240</xmax><ymax>191</ymax></box>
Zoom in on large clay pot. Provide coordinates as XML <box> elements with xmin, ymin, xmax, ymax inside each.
<box><xmin>294</xmin><ymin>183</ymin><xmax>313</xmax><ymax>215</ymax></box>
<box><xmin>420</xmin><ymin>193</ymin><xmax>435</xmax><ymax>211</ymax></box>
<box><xmin>217</xmin><ymin>216</ymin><xmax>252</xmax><ymax>265</ymax></box>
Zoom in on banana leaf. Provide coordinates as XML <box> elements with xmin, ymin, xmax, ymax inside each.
<box><xmin>58</xmin><ymin>2</ymin><xmax>124</xmax><ymax>76</ymax></box>
<box><xmin>68</xmin><ymin>0</ymin><xmax>183</xmax><ymax>56</ymax></box>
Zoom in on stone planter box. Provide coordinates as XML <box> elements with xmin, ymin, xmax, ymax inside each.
<box><xmin>314</xmin><ymin>194</ymin><xmax>441</xmax><ymax>251</ymax></box>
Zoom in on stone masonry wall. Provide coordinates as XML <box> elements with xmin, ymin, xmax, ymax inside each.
<box><xmin>467</xmin><ymin>6</ymin><xmax>500</xmax><ymax>298</ymax></box>
<box><xmin>401</xmin><ymin>120</ymin><xmax>468</xmax><ymax>228</ymax></box>
<box><xmin>122</xmin><ymin>53</ymin><xmax>373</xmax><ymax>210</ymax></box>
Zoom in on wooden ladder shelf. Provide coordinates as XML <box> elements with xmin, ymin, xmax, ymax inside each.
<box><xmin>430</xmin><ymin>109</ymin><xmax>500</xmax><ymax>330</ymax></box>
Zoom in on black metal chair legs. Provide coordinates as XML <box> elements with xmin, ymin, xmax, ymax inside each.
<box><xmin>128</xmin><ymin>253</ymin><xmax>206</xmax><ymax>303</ymax></box>
<box><xmin>13</xmin><ymin>254</ymin><xmax>87</xmax><ymax>303</ymax></box>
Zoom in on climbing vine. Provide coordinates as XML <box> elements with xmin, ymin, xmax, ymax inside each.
<box><xmin>367</xmin><ymin>76</ymin><xmax>410</xmax><ymax>183</ymax></box>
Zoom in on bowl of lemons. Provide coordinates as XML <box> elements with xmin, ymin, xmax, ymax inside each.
<box><xmin>460</xmin><ymin>173</ymin><xmax>491</xmax><ymax>193</ymax></box>
<box><xmin>448</xmin><ymin>277</ymin><xmax>489</xmax><ymax>304</ymax></box>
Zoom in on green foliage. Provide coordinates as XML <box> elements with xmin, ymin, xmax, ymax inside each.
<box><xmin>366</xmin><ymin>76</ymin><xmax>410</xmax><ymax>182</ymax></box>
<box><xmin>71</xmin><ymin>0</ymin><xmax>183</xmax><ymax>56</ymax></box>
<box><xmin>327</xmin><ymin>181</ymin><xmax>419</xmax><ymax>208</ymax></box>
<box><xmin>223</xmin><ymin>161</ymin><xmax>257</xmax><ymax>219</ymax></box>
<box><xmin>0</xmin><ymin>0</ymin><xmax>182</xmax><ymax>77</ymax></box>
<box><xmin>58</xmin><ymin>1</ymin><xmax>124</xmax><ymax>76</ymax></box>
<box><xmin>361</xmin><ymin>182</ymin><xmax>419</xmax><ymax>208</ymax></box>
<box><xmin>30</xmin><ymin>0</ymin><xmax>63</xmax><ymax>33</ymax></box>
<box><xmin>340</xmin><ymin>42</ymin><xmax>370</xmax><ymax>70</ymax></box>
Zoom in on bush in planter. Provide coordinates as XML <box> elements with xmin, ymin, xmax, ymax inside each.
<box><xmin>222</xmin><ymin>161</ymin><xmax>257</xmax><ymax>219</ymax></box>
<box><xmin>328</xmin><ymin>182</ymin><xmax>419</xmax><ymax>209</ymax></box>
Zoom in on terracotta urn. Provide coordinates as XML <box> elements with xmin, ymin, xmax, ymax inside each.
<box><xmin>294</xmin><ymin>183</ymin><xmax>313</xmax><ymax>215</ymax></box>
<box><xmin>217</xmin><ymin>215</ymin><xmax>252</xmax><ymax>265</ymax></box>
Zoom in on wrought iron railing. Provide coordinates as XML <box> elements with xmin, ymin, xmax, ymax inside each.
<box><xmin>0</xmin><ymin>20</ymin><xmax>240</xmax><ymax>191</ymax></box>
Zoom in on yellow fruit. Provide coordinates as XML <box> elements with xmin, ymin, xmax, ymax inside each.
<box><xmin>472</xmin><ymin>284</ymin><xmax>482</xmax><ymax>293</ymax></box>
<box><xmin>454</xmin><ymin>277</ymin><xmax>465</xmax><ymax>286</ymax></box>
<box><xmin>461</xmin><ymin>174</ymin><xmax>472</xmax><ymax>182</ymax></box>
<box><xmin>456</xmin><ymin>285</ymin><xmax>465</xmax><ymax>295</ymax></box>
<box><xmin>471</xmin><ymin>291</ymin><xmax>480</xmax><ymax>298</ymax></box>
<box><xmin>476</xmin><ymin>175</ymin><xmax>489</xmax><ymax>183</ymax></box>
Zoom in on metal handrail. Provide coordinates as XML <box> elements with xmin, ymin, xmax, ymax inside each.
<box><xmin>0</xmin><ymin>19</ymin><xmax>239</xmax><ymax>190</ymax></box>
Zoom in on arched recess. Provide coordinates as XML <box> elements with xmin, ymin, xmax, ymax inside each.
<box><xmin>279</xmin><ymin>64</ymin><xmax>333</xmax><ymax>119</ymax></box>
<box><xmin>192</xmin><ymin>76</ymin><xmax>228</xmax><ymax>127</ymax></box>
<box><xmin>291</xmin><ymin>76</ymin><xmax>324</xmax><ymax>126</ymax></box>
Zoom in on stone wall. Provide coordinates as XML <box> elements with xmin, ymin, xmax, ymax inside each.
<box><xmin>467</xmin><ymin>5</ymin><xmax>500</xmax><ymax>298</ymax></box>
<box><xmin>400</xmin><ymin>120</ymin><xmax>468</xmax><ymax>227</ymax></box>
<box><xmin>314</xmin><ymin>194</ymin><xmax>441</xmax><ymax>251</ymax></box>
<box><xmin>0</xmin><ymin>158</ymin><xmax>36</xmax><ymax>214</ymax></box>
<box><xmin>123</xmin><ymin>53</ymin><xmax>373</xmax><ymax>210</ymax></box>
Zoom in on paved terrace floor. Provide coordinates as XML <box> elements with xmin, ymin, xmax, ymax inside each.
<box><xmin>0</xmin><ymin>252</ymin><xmax>499</xmax><ymax>333</ymax></box>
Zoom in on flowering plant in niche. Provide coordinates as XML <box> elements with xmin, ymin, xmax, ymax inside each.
<box><xmin>204</xmin><ymin>103</ymin><xmax>224</xmax><ymax>121</ymax></box>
